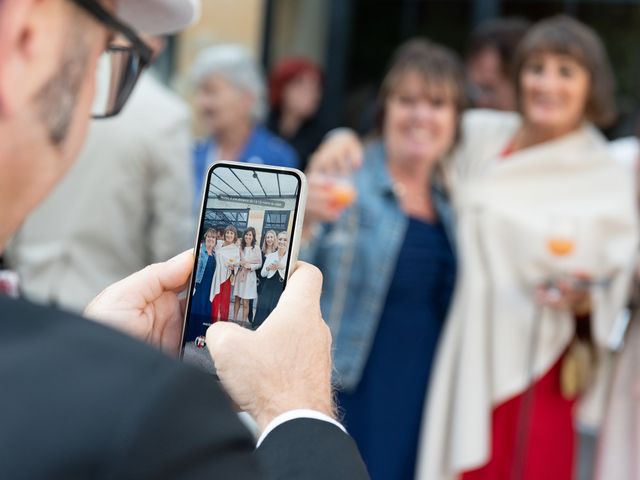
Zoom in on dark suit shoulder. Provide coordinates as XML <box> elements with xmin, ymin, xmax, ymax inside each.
<box><xmin>0</xmin><ymin>296</ymin><xmax>258</xmax><ymax>479</ymax></box>
<box><xmin>1</xmin><ymin>296</ymin><xmax>368</xmax><ymax>479</ymax></box>
<box><xmin>2</xmin><ymin>294</ymin><xmax>171</xmax><ymax>365</ymax></box>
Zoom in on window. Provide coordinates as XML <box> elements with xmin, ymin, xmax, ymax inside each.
<box><xmin>260</xmin><ymin>210</ymin><xmax>291</xmax><ymax>244</ymax></box>
<box><xmin>204</xmin><ymin>208</ymin><xmax>249</xmax><ymax>232</ymax></box>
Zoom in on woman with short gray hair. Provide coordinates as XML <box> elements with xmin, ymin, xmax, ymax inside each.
<box><xmin>191</xmin><ymin>44</ymin><xmax>299</xmax><ymax>206</ymax></box>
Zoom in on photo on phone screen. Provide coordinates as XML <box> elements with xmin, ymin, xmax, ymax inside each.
<box><xmin>181</xmin><ymin>162</ymin><xmax>305</xmax><ymax>373</ymax></box>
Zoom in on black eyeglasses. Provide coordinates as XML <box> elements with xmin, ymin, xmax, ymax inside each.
<box><xmin>72</xmin><ymin>0</ymin><xmax>153</xmax><ymax>118</ymax></box>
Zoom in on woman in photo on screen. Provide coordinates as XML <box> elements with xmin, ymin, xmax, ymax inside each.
<box><xmin>254</xmin><ymin>231</ymin><xmax>288</xmax><ymax>328</ymax></box>
<box><xmin>233</xmin><ymin>227</ymin><xmax>262</xmax><ymax>323</ymax></box>
<box><xmin>261</xmin><ymin>230</ymin><xmax>277</xmax><ymax>259</ymax></box>
<box><xmin>256</xmin><ymin>229</ymin><xmax>277</xmax><ymax>305</ymax></box>
<box><xmin>185</xmin><ymin>228</ymin><xmax>217</xmax><ymax>340</ymax></box>
<box><xmin>210</xmin><ymin>225</ymin><xmax>240</xmax><ymax>322</ymax></box>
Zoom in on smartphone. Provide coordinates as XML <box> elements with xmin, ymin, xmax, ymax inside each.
<box><xmin>180</xmin><ymin>161</ymin><xmax>307</xmax><ymax>374</ymax></box>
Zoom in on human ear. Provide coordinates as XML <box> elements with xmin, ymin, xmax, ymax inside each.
<box><xmin>0</xmin><ymin>0</ymin><xmax>66</xmax><ymax>117</ymax></box>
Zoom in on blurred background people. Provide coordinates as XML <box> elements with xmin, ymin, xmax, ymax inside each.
<box><xmin>310</xmin><ymin>16</ymin><xmax>638</xmax><ymax>480</ymax></box>
<box><xmin>465</xmin><ymin>17</ymin><xmax>530</xmax><ymax>111</ymax></box>
<box><xmin>267</xmin><ymin>56</ymin><xmax>332</xmax><ymax>171</ymax></box>
<box><xmin>595</xmin><ymin>132</ymin><xmax>640</xmax><ymax>480</ymax></box>
<box><xmin>595</xmin><ymin>270</ymin><xmax>640</xmax><ymax>480</ymax></box>
<box><xmin>4</xmin><ymin>36</ymin><xmax>193</xmax><ymax>313</ymax></box>
<box><xmin>190</xmin><ymin>44</ymin><xmax>299</xmax><ymax>206</ymax></box>
<box><xmin>301</xmin><ymin>39</ymin><xmax>464</xmax><ymax>479</ymax></box>
<box><xmin>610</xmin><ymin>129</ymin><xmax>640</xmax><ymax>171</ymax></box>
<box><xmin>419</xmin><ymin>16</ymin><xmax>637</xmax><ymax>480</ymax></box>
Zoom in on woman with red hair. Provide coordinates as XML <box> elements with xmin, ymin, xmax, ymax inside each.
<box><xmin>267</xmin><ymin>57</ymin><xmax>332</xmax><ymax>170</ymax></box>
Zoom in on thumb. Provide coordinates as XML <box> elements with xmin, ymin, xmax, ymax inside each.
<box><xmin>259</xmin><ymin>263</ymin><xmax>323</xmax><ymax>332</ymax></box>
<box><xmin>274</xmin><ymin>262</ymin><xmax>323</xmax><ymax>310</ymax></box>
<box><xmin>206</xmin><ymin>321</ymin><xmax>252</xmax><ymax>357</ymax></box>
<box><xmin>145</xmin><ymin>250</ymin><xmax>194</xmax><ymax>294</ymax></box>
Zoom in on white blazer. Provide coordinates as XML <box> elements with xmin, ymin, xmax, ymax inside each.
<box><xmin>261</xmin><ymin>251</ymin><xmax>287</xmax><ymax>279</ymax></box>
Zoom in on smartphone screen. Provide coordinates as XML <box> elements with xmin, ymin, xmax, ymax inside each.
<box><xmin>181</xmin><ymin>162</ymin><xmax>305</xmax><ymax>373</ymax></box>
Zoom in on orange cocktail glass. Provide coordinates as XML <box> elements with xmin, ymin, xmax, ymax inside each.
<box><xmin>546</xmin><ymin>238</ymin><xmax>575</xmax><ymax>257</ymax></box>
<box><xmin>331</xmin><ymin>181</ymin><xmax>357</xmax><ymax>209</ymax></box>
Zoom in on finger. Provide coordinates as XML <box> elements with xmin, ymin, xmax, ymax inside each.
<box><xmin>281</xmin><ymin>262</ymin><xmax>322</xmax><ymax>300</ymax></box>
<box><xmin>338</xmin><ymin>135</ymin><xmax>364</xmax><ymax>172</ymax></box>
<box><xmin>573</xmin><ymin>270</ymin><xmax>592</xmax><ymax>281</ymax></box>
<box><xmin>206</xmin><ymin>321</ymin><xmax>250</xmax><ymax>357</ymax></box>
<box><xmin>267</xmin><ymin>263</ymin><xmax>323</xmax><ymax>322</ymax></box>
<box><xmin>145</xmin><ymin>250</ymin><xmax>195</xmax><ymax>297</ymax></box>
<box><xmin>556</xmin><ymin>278</ymin><xmax>572</xmax><ymax>293</ymax></box>
<box><xmin>350</xmin><ymin>145</ymin><xmax>364</xmax><ymax>170</ymax></box>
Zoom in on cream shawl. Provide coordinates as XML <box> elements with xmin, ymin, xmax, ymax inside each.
<box><xmin>416</xmin><ymin>110</ymin><xmax>639</xmax><ymax>479</ymax></box>
<box><xmin>210</xmin><ymin>243</ymin><xmax>240</xmax><ymax>301</ymax></box>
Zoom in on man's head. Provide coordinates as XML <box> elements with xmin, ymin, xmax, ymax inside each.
<box><xmin>465</xmin><ymin>17</ymin><xmax>530</xmax><ymax>111</ymax></box>
<box><xmin>0</xmin><ymin>0</ymin><xmax>198</xmax><ymax>249</ymax></box>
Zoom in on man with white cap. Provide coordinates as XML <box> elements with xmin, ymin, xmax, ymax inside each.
<box><xmin>0</xmin><ymin>1</ymin><xmax>367</xmax><ymax>478</ymax></box>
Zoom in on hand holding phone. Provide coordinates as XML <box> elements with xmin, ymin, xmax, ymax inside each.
<box><xmin>206</xmin><ymin>262</ymin><xmax>334</xmax><ymax>429</ymax></box>
<box><xmin>180</xmin><ymin>162</ymin><xmax>307</xmax><ymax>374</ymax></box>
<box><xmin>85</xmin><ymin>250</ymin><xmax>193</xmax><ymax>355</ymax></box>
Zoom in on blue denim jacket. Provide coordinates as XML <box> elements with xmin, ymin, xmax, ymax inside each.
<box><xmin>301</xmin><ymin>140</ymin><xmax>455</xmax><ymax>391</ymax></box>
<box><xmin>195</xmin><ymin>243</ymin><xmax>212</xmax><ymax>284</ymax></box>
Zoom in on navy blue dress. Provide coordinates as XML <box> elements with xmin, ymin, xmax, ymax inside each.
<box><xmin>337</xmin><ymin>217</ymin><xmax>456</xmax><ymax>480</ymax></box>
<box><xmin>186</xmin><ymin>254</ymin><xmax>216</xmax><ymax>342</ymax></box>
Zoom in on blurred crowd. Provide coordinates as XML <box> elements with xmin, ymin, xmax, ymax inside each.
<box><xmin>4</xmin><ymin>11</ymin><xmax>640</xmax><ymax>480</ymax></box>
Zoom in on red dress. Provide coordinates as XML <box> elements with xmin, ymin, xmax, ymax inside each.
<box><xmin>211</xmin><ymin>279</ymin><xmax>231</xmax><ymax>322</ymax></box>
<box><xmin>461</xmin><ymin>355</ymin><xmax>576</xmax><ymax>480</ymax></box>
<box><xmin>462</xmin><ymin>142</ymin><xmax>577</xmax><ymax>480</ymax></box>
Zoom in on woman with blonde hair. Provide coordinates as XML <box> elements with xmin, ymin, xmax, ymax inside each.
<box><xmin>261</xmin><ymin>230</ymin><xmax>277</xmax><ymax>258</ymax></box>
<box><xmin>254</xmin><ymin>231</ymin><xmax>289</xmax><ymax>328</ymax></box>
